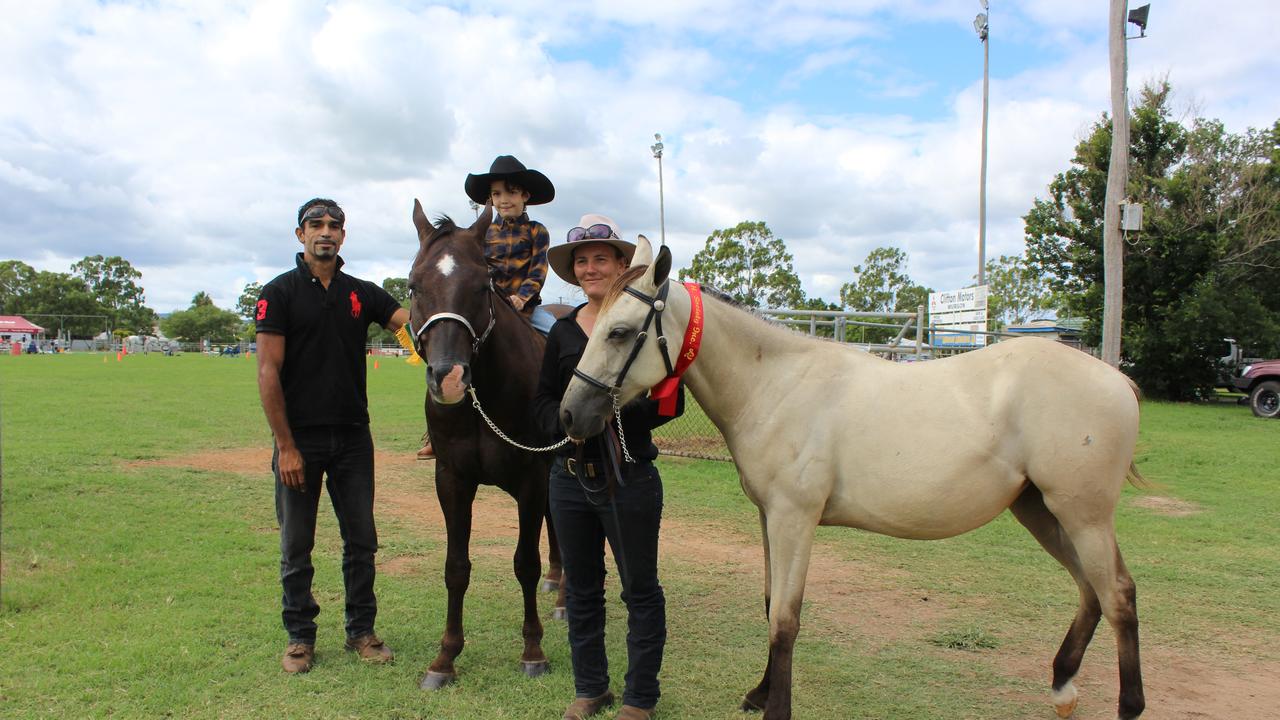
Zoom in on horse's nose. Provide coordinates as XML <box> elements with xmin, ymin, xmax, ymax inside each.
<box><xmin>560</xmin><ymin>407</ymin><xmax>574</xmax><ymax>434</ymax></box>
<box><xmin>428</xmin><ymin>363</ymin><xmax>458</xmax><ymax>387</ymax></box>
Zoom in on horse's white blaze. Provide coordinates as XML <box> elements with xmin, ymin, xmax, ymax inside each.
<box><xmin>436</xmin><ymin>254</ymin><xmax>456</xmax><ymax>277</ymax></box>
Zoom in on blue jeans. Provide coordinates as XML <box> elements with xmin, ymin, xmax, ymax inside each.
<box><xmin>531</xmin><ymin>306</ymin><xmax>555</xmax><ymax>335</ymax></box>
<box><xmin>274</xmin><ymin>424</ymin><xmax>379</xmax><ymax>644</ymax></box>
<box><xmin>549</xmin><ymin>457</ymin><xmax>666</xmax><ymax>709</ymax></box>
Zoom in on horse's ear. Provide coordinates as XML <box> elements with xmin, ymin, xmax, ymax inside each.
<box><xmin>631</xmin><ymin>234</ymin><xmax>654</xmax><ymax>269</ymax></box>
<box><xmin>469</xmin><ymin>202</ymin><xmax>493</xmax><ymax>242</ymax></box>
<box><xmin>412</xmin><ymin>199</ymin><xmax>430</xmax><ymax>242</ymax></box>
<box><xmin>652</xmin><ymin>244</ymin><xmax>672</xmax><ymax>285</ymax></box>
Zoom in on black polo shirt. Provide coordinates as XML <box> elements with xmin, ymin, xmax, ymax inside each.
<box><xmin>256</xmin><ymin>253</ymin><xmax>400</xmax><ymax>429</ymax></box>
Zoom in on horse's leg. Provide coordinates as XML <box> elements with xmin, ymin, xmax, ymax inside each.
<box><xmin>543</xmin><ymin>501</ymin><xmax>569</xmax><ymax>620</ymax></box>
<box><xmin>514</xmin><ymin>479</ymin><xmax>550</xmax><ymax>677</ymax></box>
<box><xmin>756</xmin><ymin>505</ymin><xmax>816</xmax><ymax>720</ymax></box>
<box><xmin>1010</xmin><ymin>484</ymin><xmax>1102</xmax><ymax>718</ymax></box>
<box><xmin>742</xmin><ymin>508</ymin><xmax>774</xmax><ymax>712</ymax></box>
<box><xmin>542</xmin><ymin>500</ymin><xmax>564</xmax><ymax>592</ymax></box>
<box><xmin>420</xmin><ymin>473</ymin><xmax>478</xmax><ymax>690</ymax></box>
<box><xmin>1041</xmin><ymin>490</ymin><xmax>1145</xmax><ymax>720</ymax></box>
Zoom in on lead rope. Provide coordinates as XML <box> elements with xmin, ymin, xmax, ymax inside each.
<box><xmin>466</xmin><ymin>386</ymin><xmax>572</xmax><ymax>453</ymax></box>
<box><xmin>612</xmin><ymin>392</ymin><xmax>636</xmax><ymax>464</ymax></box>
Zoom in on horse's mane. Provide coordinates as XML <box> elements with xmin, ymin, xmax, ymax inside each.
<box><xmin>601</xmin><ymin>265</ymin><xmax>649</xmax><ymax>313</ymax></box>
<box><xmin>428</xmin><ymin>215</ymin><xmax>458</xmax><ymax>244</ymax></box>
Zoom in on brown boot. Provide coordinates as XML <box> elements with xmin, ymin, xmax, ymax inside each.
<box><xmin>345</xmin><ymin>633</ymin><xmax>394</xmax><ymax>663</ymax></box>
<box><xmin>417</xmin><ymin>433</ymin><xmax>435</xmax><ymax>460</ymax></box>
<box><xmin>563</xmin><ymin>690</ymin><xmax>615</xmax><ymax>719</ymax></box>
<box><xmin>614</xmin><ymin>706</ymin><xmax>654</xmax><ymax>720</ymax></box>
<box><xmin>281</xmin><ymin>642</ymin><xmax>314</xmax><ymax>673</ymax></box>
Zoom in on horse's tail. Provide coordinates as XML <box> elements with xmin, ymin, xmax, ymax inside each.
<box><xmin>1122</xmin><ymin>374</ymin><xmax>1157</xmax><ymax>490</ymax></box>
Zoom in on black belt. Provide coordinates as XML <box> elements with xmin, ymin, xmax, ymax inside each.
<box><xmin>565</xmin><ymin>457</ymin><xmax>646</xmax><ymax>480</ymax></box>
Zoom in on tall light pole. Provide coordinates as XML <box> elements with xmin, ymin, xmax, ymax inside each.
<box><xmin>974</xmin><ymin>2</ymin><xmax>989</xmax><ymax>287</ymax></box>
<box><xmin>651</xmin><ymin>133</ymin><xmax>666</xmax><ymax>246</ymax></box>
<box><xmin>1101</xmin><ymin>2</ymin><xmax>1150</xmax><ymax>367</ymax></box>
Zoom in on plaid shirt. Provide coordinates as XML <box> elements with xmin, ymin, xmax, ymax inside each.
<box><xmin>485</xmin><ymin>213</ymin><xmax>550</xmax><ymax>302</ymax></box>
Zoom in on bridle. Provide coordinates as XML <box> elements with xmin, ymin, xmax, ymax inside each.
<box><xmin>572</xmin><ymin>280</ymin><xmax>676</xmax><ymax>403</ymax></box>
<box><xmin>408</xmin><ymin>280</ymin><xmax>498</xmax><ymax>359</ymax></box>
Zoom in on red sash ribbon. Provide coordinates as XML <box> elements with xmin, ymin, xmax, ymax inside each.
<box><xmin>649</xmin><ymin>282</ymin><xmax>703</xmax><ymax>417</ymax></box>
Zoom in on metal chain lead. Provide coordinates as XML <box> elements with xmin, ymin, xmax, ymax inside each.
<box><xmin>467</xmin><ymin>386</ymin><xmax>571</xmax><ymax>453</ymax></box>
<box><xmin>612</xmin><ymin>394</ymin><xmax>636</xmax><ymax>464</ymax></box>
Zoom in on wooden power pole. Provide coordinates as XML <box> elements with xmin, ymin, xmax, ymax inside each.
<box><xmin>1101</xmin><ymin>0</ymin><xmax>1129</xmax><ymax>367</ymax></box>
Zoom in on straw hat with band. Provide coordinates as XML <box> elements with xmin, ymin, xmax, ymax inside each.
<box><xmin>464</xmin><ymin>155</ymin><xmax>556</xmax><ymax>206</ymax></box>
<box><xmin>548</xmin><ymin>214</ymin><xmax>637</xmax><ymax>286</ymax></box>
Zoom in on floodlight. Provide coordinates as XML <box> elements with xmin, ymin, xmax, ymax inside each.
<box><xmin>1128</xmin><ymin>4</ymin><xmax>1150</xmax><ymax>37</ymax></box>
<box><xmin>973</xmin><ymin>12</ymin><xmax>988</xmax><ymax>40</ymax></box>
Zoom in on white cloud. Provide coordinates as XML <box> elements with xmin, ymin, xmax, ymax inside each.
<box><xmin>2</xmin><ymin>0</ymin><xmax>1277</xmax><ymax>314</ymax></box>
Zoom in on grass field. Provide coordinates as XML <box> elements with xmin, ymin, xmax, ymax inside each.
<box><xmin>2</xmin><ymin>352</ymin><xmax>1278</xmax><ymax>719</ymax></box>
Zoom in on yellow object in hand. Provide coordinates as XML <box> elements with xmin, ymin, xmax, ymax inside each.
<box><xmin>396</xmin><ymin>325</ymin><xmax>422</xmax><ymax>365</ymax></box>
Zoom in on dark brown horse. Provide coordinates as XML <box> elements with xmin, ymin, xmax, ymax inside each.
<box><xmin>407</xmin><ymin>200</ymin><xmax>564</xmax><ymax>689</ymax></box>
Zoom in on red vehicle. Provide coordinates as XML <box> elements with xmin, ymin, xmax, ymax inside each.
<box><xmin>1233</xmin><ymin>359</ymin><xmax>1280</xmax><ymax>419</ymax></box>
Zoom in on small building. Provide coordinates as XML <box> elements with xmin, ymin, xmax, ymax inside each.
<box><xmin>0</xmin><ymin>315</ymin><xmax>46</xmax><ymax>345</ymax></box>
<box><xmin>1006</xmin><ymin>318</ymin><xmax>1085</xmax><ymax>351</ymax></box>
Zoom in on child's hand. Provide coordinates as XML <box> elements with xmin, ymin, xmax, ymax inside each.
<box><xmin>509</xmin><ymin>294</ymin><xmax>526</xmax><ymax>310</ymax></box>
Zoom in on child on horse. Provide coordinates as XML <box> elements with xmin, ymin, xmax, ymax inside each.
<box><xmin>416</xmin><ymin>155</ymin><xmax>556</xmax><ymax>460</ymax></box>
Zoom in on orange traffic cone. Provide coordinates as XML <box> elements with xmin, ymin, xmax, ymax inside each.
<box><xmin>374</xmin><ymin>359</ymin><xmax>380</xmax><ymax>370</ymax></box>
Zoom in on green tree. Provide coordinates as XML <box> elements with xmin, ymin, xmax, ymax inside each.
<box><xmin>981</xmin><ymin>254</ymin><xmax>1059</xmax><ymax>329</ymax></box>
<box><xmin>0</xmin><ymin>260</ymin><xmax>37</xmax><ymax>314</ymax></box>
<box><xmin>162</xmin><ymin>294</ymin><xmax>242</xmax><ymax>344</ymax></box>
<box><xmin>366</xmin><ymin>277</ymin><xmax>410</xmax><ymax>345</ymax></box>
<box><xmin>381</xmin><ymin>277</ymin><xmax>410</xmax><ymax>305</ymax></box>
<box><xmin>678</xmin><ymin>221</ymin><xmax>804</xmax><ymax>308</ymax></box>
<box><xmin>14</xmin><ymin>271</ymin><xmax>105</xmax><ymax>337</ymax></box>
<box><xmin>1024</xmin><ymin>80</ymin><xmax>1280</xmax><ymax>399</ymax></box>
<box><xmin>69</xmin><ymin>255</ymin><xmax>156</xmax><ymax>334</ymax></box>
<box><xmin>838</xmin><ymin>247</ymin><xmax>931</xmax><ymax>344</ymax></box>
<box><xmin>237</xmin><ymin>282</ymin><xmax>263</xmax><ymax>320</ymax></box>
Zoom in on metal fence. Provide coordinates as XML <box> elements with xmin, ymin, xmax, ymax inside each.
<box><xmin>651</xmin><ymin>306</ymin><xmax>1027</xmax><ymax>462</ymax></box>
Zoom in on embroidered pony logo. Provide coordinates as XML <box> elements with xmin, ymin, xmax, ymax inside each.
<box><xmin>349</xmin><ymin>291</ymin><xmax>362</xmax><ymax>318</ymax></box>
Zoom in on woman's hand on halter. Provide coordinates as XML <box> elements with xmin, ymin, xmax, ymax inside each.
<box><xmin>509</xmin><ymin>294</ymin><xmax>526</xmax><ymax>311</ymax></box>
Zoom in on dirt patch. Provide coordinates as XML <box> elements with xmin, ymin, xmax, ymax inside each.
<box><xmin>995</xmin><ymin>642</ymin><xmax>1280</xmax><ymax>719</ymax></box>
<box><xmin>125</xmin><ymin>447</ymin><xmax>271</xmax><ymax>474</ymax></box>
<box><xmin>129</xmin><ymin>447</ymin><xmax>1280</xmax><ymax>718</ymax></box>
<box><xmin>1130</xmin><ymin>495</ymin><xmax>1204</xmax><ymax>517</ymax></box>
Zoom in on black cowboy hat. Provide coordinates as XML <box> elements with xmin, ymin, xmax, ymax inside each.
<box><xmin>464</xmin><ymin>155</ymin><xmax>555</xmax><ymax>206</ymax></box>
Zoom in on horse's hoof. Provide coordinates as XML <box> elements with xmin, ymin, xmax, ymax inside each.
<box><xmin>521</xmin><ymin>660</ymin><xmax>550</xmax><ymax>678</ymax></box>
<box><xmin>1052</xmin><ymin>681</ymin><xmax>1078</xmax><ymax>718</ymax></box>
<box><xmin>551</xmin><ymin>606</ymin><xmax>567</xmax><ymax>621</ymax></box>
<box><xmin>419</xmin><ymin>670</ymin><xmax>457</xmax><ymax>691</ymax></box>
<box><xmin>540</xmin><ymin>578</ymin><xmax>560</xmax><ymax>592</ymax></box>
<box><xmin>740</xmin><ymin>694</ymin><xmax>766</xmax><ymax>713</ymax></box>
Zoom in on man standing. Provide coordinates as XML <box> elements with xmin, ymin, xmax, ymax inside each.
<box><xmin>255</xmin><ymin>198</ymin><xmax>409</xmax><ymax>673</ymax></box>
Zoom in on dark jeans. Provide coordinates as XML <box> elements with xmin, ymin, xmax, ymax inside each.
<box><xmin>549</xmin><ymin>456</ymin><xmax>666</xmax><ymax>709</ymax></box>
<box><xmin>273</xmin><ymin>424</ymin><xmax>379</xmax><ymax>645</ymax></box>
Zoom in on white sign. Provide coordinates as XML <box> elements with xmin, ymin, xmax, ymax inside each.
<box><xmin>930</xmin><ymin>285</ymin><xmax>988</xmax><ymax>347</ymax></box>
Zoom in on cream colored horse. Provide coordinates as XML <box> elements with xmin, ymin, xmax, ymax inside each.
<box><xmin>559</xmin><ymin>236</ymin><xmax>1146</xmax><ymax>720</ymax></box>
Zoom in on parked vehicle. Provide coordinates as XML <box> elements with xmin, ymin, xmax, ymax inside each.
<box><xmin>1233</xmin><ymin>359</ymin><xmax>1280</xmax><ymax>419</ymax></box>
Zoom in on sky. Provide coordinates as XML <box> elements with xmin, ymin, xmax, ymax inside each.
<box><xmin>3</xmin><ymin>0</ymin><xmax>1278</xmax><ymax>313</ymax></box>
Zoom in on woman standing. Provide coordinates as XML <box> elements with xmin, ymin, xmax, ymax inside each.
<box><xmin>533</xmin><ymin>214</ymin><xmax>684</xmax><ymax>720</ymax></box>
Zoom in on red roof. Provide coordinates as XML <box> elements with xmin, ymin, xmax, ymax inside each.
<box><xmin>0</xmin><ymin>316</ymin><xmax>45</xmax><ymax>333</ymax></box>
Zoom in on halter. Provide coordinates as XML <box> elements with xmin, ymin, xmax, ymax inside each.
<box><xmin>572</xmin><ymin>280</ymin><xmax>677</xmax><ymax>400</ymax></box>
<box><xmin>409</xmin><ymin>281</ymin><xmax>498</xmax><ymax>358</ymax></box>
